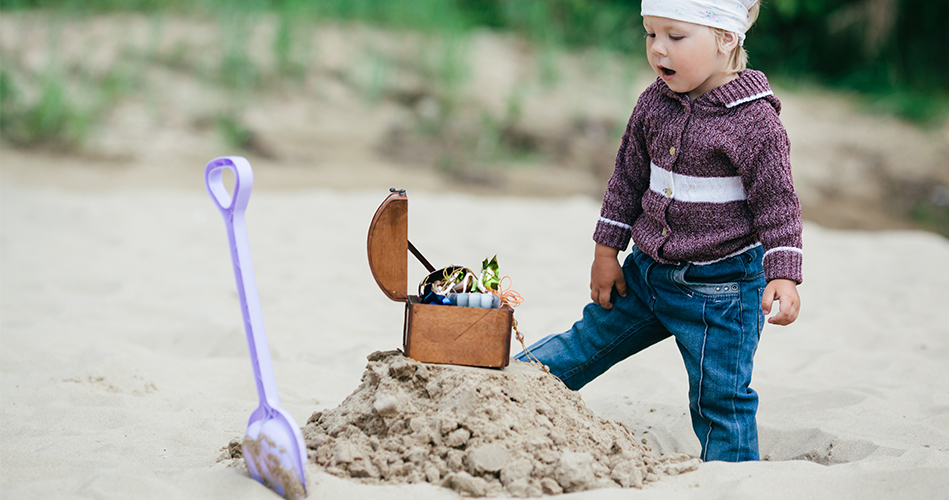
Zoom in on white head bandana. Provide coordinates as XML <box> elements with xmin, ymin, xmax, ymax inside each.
<box><xmin>641</xmin><ymin>0</ymin><xmax>758</xmax><ymax>45</ymax></box>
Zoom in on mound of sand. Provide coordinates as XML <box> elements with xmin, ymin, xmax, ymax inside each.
<box><xmin>300</xmin><ymin>350</ymin><xmax>699</xmax><ymax>497</ymax></box>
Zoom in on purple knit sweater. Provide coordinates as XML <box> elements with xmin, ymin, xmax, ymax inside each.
<box><xmin>594</xmin><ymin>70</ymin><xmax>803</xmax><ymax>283</ymax></box>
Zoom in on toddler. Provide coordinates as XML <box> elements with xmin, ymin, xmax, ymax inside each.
<box><xmin>515</xmin><ymin>0</ymin><xmax>802</xmax><ymax>462</ymax></box>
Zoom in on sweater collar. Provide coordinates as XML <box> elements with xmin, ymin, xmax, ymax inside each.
<box><xmin>657</xmin><ymin>70</ymin><xmax>780</xmax><ymax>113</ymax></box>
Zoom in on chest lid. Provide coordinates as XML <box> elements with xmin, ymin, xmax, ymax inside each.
<box><xmin>367</xmin><ymin>189</ymin><xmax>409</xmax><ymax>301</ymax></box>
<box><xmin>368</xmin><ymin>189</ymin><xmax>437</xmax><ymax>301</ymax></box>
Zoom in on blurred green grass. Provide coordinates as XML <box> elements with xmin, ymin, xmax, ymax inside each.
<box><xmin>3</xmin><ymin>0</ymin><xmax>946</xmax><ymax>140</ymax></box>
<box><xmin>4</xmin><ymin>0</ymin><xmax>946</xmax><ymax>105</ymax></box>
<box><xmin>1</xmin><ymin>0</ymin><xmax>946</xmax><ymax>234</ymax></box>
<box><xmin>2</xmin><ymin>0</ymin><xmax>946</xmax><ymax>151</ymax></box>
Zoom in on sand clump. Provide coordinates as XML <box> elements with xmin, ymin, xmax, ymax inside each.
<box><xmin>302</xmin><ymin>350</ymin><xmax>699</xmax><ymax>497</ymax></box>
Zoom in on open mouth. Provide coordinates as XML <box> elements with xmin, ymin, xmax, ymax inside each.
<box><xmin>660</xmin><ymin>67</ymin><xmax>676</xmax><ymax>77</ymax></box>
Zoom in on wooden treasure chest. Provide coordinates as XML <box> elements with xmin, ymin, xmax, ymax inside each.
<box><xmin>367</xmin><ymin>189</ymin><xmax>513</xmax><ymax>368</ymax></box>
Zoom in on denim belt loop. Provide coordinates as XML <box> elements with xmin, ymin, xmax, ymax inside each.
<box><xmin>633</xmin><ymin>248</ymin><xmax>661</xmax><ymax>305</ymax></box>
<box><xmin>669</xmin><ymin>262</ymin><xmax>692</xmax><ymax>296</ymax></box>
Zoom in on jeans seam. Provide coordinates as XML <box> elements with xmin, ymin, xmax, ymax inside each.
<box><xmin>733</xmin><ymin>288</ymin><xmax>746</xmax><ymax>461</ymax></box>
<box><xmin>514</xmin><ymin>333</ymin><xmax>561</xmax><ymax>361</ymax></box>
<box><xmin>560</xmin><ymin>316</ymin><xmax>659</xmax><ymax>383</ymax></box>
<box><xmin>698</xmin><ymin>300</ymin><xmax>711</xmax><ymax>462</ymax></box>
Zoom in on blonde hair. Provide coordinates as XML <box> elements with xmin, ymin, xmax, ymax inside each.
<box><xmin>712</xmin><ymin>2</ymin><xmax>760</xmax><ymax>74</ymax></box>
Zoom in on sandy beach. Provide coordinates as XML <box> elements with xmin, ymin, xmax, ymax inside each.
<box><xmin>2</xmin><ymin>174</ymin><xmax>948</xmax><ymax>499</ymax></box>
<box><xmin>3</xmin><ymin>12</ymin><xmax>949</xmax><ymax>499</ymax></box>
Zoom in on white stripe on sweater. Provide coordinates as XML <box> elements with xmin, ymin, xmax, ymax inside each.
<box><xmin>649</xmin><ymin>162</ymin><xmax>747</xmax><ymax>204</ymax></box>
<box><xmin>763</xmin><ymin>246</ymin><xmax>803</xmax><ymax>259</ymax></box>
<box><xmin>598</xmin><ymin>217</ymin><xmax>632</xmax><ymax>230</ymax></box>
<box><xmin>726</xmin><ymin>90</ymin><xmax>774</xmax><ymax>108</ymax></box>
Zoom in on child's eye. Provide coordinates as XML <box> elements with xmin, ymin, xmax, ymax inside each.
<box><xmin>670</xmin><ymin>35</ymin><xmax>684</xmax><ymax>41</ymax></box>
<box><xmin>644</xmin><ymin>32</ymin><xmax>656</xmax><ymax>39</ymax></box>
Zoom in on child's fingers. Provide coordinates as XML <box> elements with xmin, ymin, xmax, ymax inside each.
<box><xmin>772</xmin><ymin>296</ymin><xmax>800</xmax><ymax>325</ymax></box>
<box><xmin>761</xmin><ymin>288</ymin><xmax>775</xmax><ymax>315</ymax></box>
<box><xmin>767</xmin><ymin>295</ymin><xmax>800</xmax><ymax>325</ymax></box>
<box><xmin>591</xmin><ymin>286</ymin><xmax>613</xmax><ymax>309</ymax></box>
<box><xmin>768</xmin><ymin>308</ymin><xmax>791</xmax><ymax>325</ymax></box>
<box><xmin>767</xmin><ymin>309</ymin><xmax>787</xmax><ymax>325</ymax></box>
<box><xmin>589</xmin><ymin>284</ymin><xmax>600</xmax><ymax>305</ymax></box>
<box><xmin>762</xmin><ymin>279</ymin><xmax>801</xmax><ymax>326</ymax></box>
<box><xmin>765</xmin><ymin>300</ymin><xmax>787</xmax><ymax>324</ymax></box>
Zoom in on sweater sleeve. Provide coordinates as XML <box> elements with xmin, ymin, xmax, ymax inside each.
<box><xmin>593</xmin><ymin>91</ymin><xmax>653</xmax><ymax>250</ymax></box>
<box><xmin>737</xmin><ymin>104</ymin><xmax>804</xmax><ymax>283</ymax></box>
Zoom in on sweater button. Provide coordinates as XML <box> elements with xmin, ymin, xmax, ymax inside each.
<box><xmin>670</xmin><ymin>146</ymin><xmax>676</xmax><ymax>156</ymax></box>
<box><xmin>664</xmin><ymin>187</ymin><xmax>673</xmax><ymax>197</ymax></box>
<box><xmin>661</xmin><ymin>228</ymin><xmax>669</xmax><ymax>236</ymax></box>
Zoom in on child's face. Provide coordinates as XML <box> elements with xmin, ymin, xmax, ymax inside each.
<box><xmin>643</xmin><ymin>16</ymin><xmax>734</xmax><ymax>100</ymax></box>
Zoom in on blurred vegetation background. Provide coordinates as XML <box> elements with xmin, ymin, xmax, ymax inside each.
<box><xmin>1</xmin><ymin>0</ymin><xmax>947</xmax><ymax>234</ymax></box>
<box><xmin>2</xmin><ymin>0</ymin><xmax>947</xmax><ymax>122</ymax></box>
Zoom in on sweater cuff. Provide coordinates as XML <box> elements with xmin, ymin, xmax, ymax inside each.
<box><xmin>593</xmin><ymin>217</ymin><xmax>632</xmax><ymax>250</ymax></box>
<box><xmin>763</xmin><ymin>248</ymin><xmax>803</xmax><ymax>284</ymax></box>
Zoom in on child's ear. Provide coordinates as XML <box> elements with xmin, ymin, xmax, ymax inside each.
<box><xmin>719</xmin><ymin>31</ymin><xmax>740</xmax><ymax>54</ymax></box>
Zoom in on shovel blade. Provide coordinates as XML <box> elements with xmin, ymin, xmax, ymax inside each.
<box><xmin>243</xmin><ymin>414</ymin><xmax>308</xmax><ymax>499</ymax></box>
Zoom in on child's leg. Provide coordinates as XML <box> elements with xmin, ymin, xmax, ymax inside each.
<box><xmin>654</xmin><ymin>248</ymin><xmax>766</xmax><ymax>462</ymax></box>
<box><xmin>514</xmin><ymin>249</ymin><xmax>671</xmax><ymax>390</ymax></box>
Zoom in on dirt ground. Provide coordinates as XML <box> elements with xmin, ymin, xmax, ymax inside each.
<box><xmin>2</xmin><ymin>13</ymin><xmax>948</xmax><ymax>234</ymax></box>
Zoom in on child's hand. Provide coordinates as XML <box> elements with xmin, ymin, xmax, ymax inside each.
<box><xmin>591</xmin><ymin>243</ymin><xmax>626</xmax><ymax>309</ymax></box>
<box><xmin>761</xmin><ymin>278</ymin><xmax>800</xmax><ymax>325</ymax></box>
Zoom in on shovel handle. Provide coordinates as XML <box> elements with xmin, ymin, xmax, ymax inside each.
<box><xmin>206</xmin><ymin>156</ymin><xmax>253</xmax><ymax>215</ymax></box>
<box><xmin>205</xmin><ymin>156</ymin><xmax>280</xmax><ymax>409</ymax></box>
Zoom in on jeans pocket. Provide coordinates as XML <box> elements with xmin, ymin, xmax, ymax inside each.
<box><xmin>670</xmin><ymin>264</ymin><xmax>741</xmax><ymax>301</ymax></box>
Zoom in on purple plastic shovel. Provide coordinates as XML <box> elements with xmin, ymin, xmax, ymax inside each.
<box><xmin>205</xmin><ymin>156</ymin><xmax>308</xmax><ymax>499</ymax></box>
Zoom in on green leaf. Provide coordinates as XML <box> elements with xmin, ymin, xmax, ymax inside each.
<box><xmin>480</xmin><ymin>255</ymin><xmax>500</xmax><ymax>291</ymax></box>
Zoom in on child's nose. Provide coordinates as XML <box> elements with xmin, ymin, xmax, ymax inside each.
<box><xmin>650</xmin><ymin>40</ymin><xmax>667</xmax><ymax>57</ymax></box>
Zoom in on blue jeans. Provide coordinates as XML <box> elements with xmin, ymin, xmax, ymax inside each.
<box><xmin>515</xmin><ymin>246</ymin><xmax>766</xmax><ymax>462</ymax></box>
